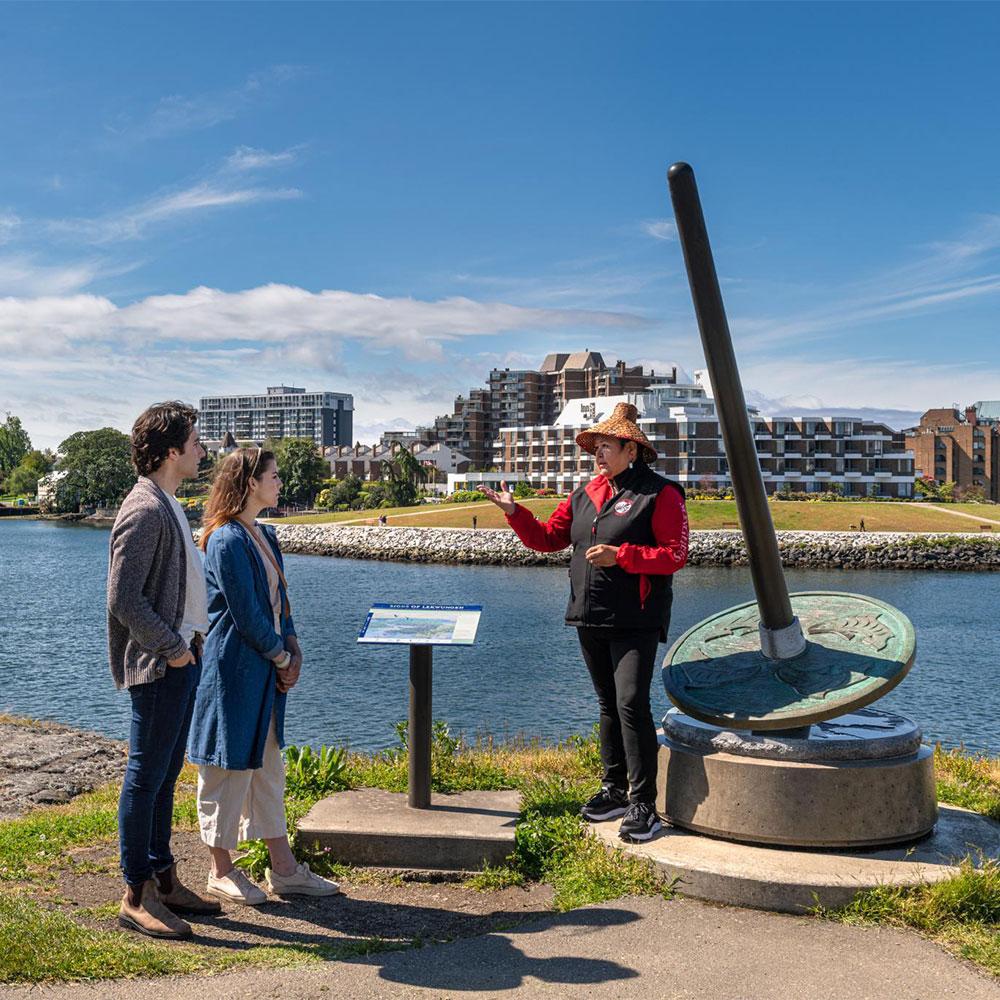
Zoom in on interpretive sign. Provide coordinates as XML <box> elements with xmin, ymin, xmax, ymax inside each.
<box><xmin>358</xmin><ymin>604</ymin><xmax>482</xmax><ymax>646</ymax></box>
<box><xmin>357</xmin><ymin>603</ymin><xmax>483</xmax><ymax>809</ymax></box>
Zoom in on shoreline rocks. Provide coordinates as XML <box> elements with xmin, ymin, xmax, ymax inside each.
<box><xmin>273</xmin><ymin>524</ymin><xmax>1000</xmax><ymax>571</ymax></box>
<box><xmin>0</xmin><ymin>717</ymin><xmax>126</xmax><ymax>820</ymax></box>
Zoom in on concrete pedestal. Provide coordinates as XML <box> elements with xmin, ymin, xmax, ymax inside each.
<box><xmin>591</xmin><ymin>804</ymin><xmax>999</xmax><ymax>913</ymax></box>
<box><xmin>657</xmin><ymin>709</ymin><xmax>938</xmax><ymax>847</ymax></box>
<box><xmin>297</xmin><ymin>788</ymin><xmax>519</xmax><ymax>870</ymax></box>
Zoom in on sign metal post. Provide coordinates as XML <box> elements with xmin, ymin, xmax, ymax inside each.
<box><xmin>358</xmin><ymin>603</ymin><xmax>482</xmax><ymax>810</ymax></box>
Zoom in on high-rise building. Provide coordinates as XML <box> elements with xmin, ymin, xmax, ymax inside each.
<box><xmin>198</xmin><ymin>386</ymin><xmax>353</xmax><ymax>450</ymax></box>
<box><xmin>905</xmin><ymin>404</ymin><xmax>1000</xmax><ymax>500</ymax></box>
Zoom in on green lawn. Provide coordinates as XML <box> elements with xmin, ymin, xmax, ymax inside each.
<box><xmin>2</xmin><ymin>734</ymin><xmax>997</xmax><ymax>984</ymax></box>
<box><xmin>271</xmin><ymin>499</ymin><xmax>1000</xmax><ymax>534</ymax></box>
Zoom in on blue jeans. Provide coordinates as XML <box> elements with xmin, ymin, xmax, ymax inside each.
<box><xmin>118</xmin><ymin>659</ymin><xmax>201</xmax><ymax>887</ymax></box>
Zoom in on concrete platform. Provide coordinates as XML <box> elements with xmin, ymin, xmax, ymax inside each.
<box><xmin>297</xmin><ymin>788</ymin><xmax>520</xmax><ymax>870</ymax></box>
<box><xmin>591</xmin><ymin>804</ymin><xmax>1000</xmax><ymax>913</ymax></box>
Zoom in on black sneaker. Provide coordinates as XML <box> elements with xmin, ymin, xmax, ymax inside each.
<box><xmin>580</xmin><ymin>786</ymin><xmax>629</xmax><ymax>822</ymax></box>
<box><xmin>618</xmin><ymin>801</ymin><xmax>662</xmax><ymax>842</ymax></box>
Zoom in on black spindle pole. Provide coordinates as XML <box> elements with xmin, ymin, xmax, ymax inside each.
<box><xmin>667</xmin><ymin>162</ymin><xmax>797</xmax><ymax>637</ymax></box>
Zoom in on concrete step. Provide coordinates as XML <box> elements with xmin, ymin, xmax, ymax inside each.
<box><xmin>297</xmin><ymin>788</ymin><xmax>520</xmax><ymax>870</ymax></box>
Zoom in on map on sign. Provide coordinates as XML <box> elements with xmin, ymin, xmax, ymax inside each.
<box><xmin>358</xmin><ymin>604</ymin><xmax>482</xmax><ymax>646</ymax></box>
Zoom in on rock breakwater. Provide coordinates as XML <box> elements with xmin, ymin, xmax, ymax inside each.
<box><xmin>274</xmin><ymin>525</ymin><xmax>1000</xmax><ymax>571</ymax></box>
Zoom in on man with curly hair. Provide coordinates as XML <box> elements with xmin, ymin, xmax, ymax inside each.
<box><xmin>107</xmin><ymin>401</ymin><xmax>221</xmax><ymax>938</ymax></box>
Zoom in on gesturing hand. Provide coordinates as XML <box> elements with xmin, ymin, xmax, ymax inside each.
<box><xmin>585</xmin><ymin>544</ymin><xmax>620</xmax><ymax>568</ymax></box>
<box><xmin>481</xmin><ymin>480</ymin><xmax>516</xmax><ymax>516</ymax></box>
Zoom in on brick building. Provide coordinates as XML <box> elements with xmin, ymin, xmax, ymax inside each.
<box><xmin>905</xmin><ymin>404</ymin><xmax>1000</xmax><ymax>500</ymax></box>
<box><xmin>496</xmin><ymin>380</ymin><xmax>914</xmax><ymax>496</ymax></box>
<box><xmin>418</xmin><ymin>351</ymin><xmax>666</xmax><ymax>469</ymax></box>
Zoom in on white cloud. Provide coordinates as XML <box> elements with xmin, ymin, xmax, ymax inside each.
<box><xmin>45</xmin><ymin>183</ymin><xmax>303</xmax><ymax>245</ymax></box>
<box><xmin>225</xmin><ymin>146</ymin><xmax>299</xmax><ymax>172</ymax></box>
<box><xmin>732</xmin><ymin>214</ymin><xmax>1000</xmax><ymax>350</ymax></box>
<box><xmin>0</xmin><ymin>255</ymin><xmax>111</xmax><ymax>297</ymax></box>
<box><xmin>0</xmin><ymin>283</ymin><xmax>648</xmax><ymax>366</ymax></box>
<box><xmin>737</xmin><ymin>355</ymin><xmax>1000</xmax><ymax>415</ymax></box>
<box><xmin>0</xmin><ymin>213</ymin><xmax>20</xmax><ymax>244</ymax></box>
<box><xmin>114</xmin><ymin>65</ymin><xmax>303</xmax><ymax>142</ymax></box>
<box><xmin>0</xmin><ymin>284</ymin><xmax>649</xmax><ymax>448</ymax></box>
<box><xmin>641</xmin><ymin>219</ymin><xmax>677</xmax><ymax>241</ymax></box>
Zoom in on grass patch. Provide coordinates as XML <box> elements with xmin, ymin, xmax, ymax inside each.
<box><xmin>0</xmin><ymin>768</ymin><xmax>199</xmax><ymax>884</ymax></box>
<box><xmin>272</xmin><ymin>498</ymin><xmax>1000</xmax><ymax>534</ymax></box>
<box><xmin>7</xmin><ymin>721</ymin><xmax>996</xmax><ymax>984</ymax></box>
<box><xmin>471</xmin><ymin>775</ymin><xmax>672</xmax><ymax>912</ymax></box>
<box><xmin>822</xmin><ymin>858</ymin><xmax>1000</xmax><ymax>978</ymax></box>
<box><xmin>0</xmin><ymin>893</ymin><xmax>407</xmax><ymax>985</ymax></box>
<box><xmin>935</xmin><ymin>745</ymin><xmax>1000</xmax><ymax>821</ymax></box>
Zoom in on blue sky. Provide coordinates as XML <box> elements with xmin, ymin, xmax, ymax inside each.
<box><xmin>2</xmin><ymin>2</ymin><xmax>999</xmax><ymax>449</ymax></box>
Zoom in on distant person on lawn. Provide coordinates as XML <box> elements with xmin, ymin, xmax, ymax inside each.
<box><xmin>108</xmin><ymin>402</ymin><xmax>221</xmax><ymax>940</ymax></box>
<box><xmin>483</xmin><ymin>402</ymin><xmax>688</xmax><ymax>843</ymax></box>
<box><xmin>189</xmin><ymin>448</ymin><xmax>339</xmax><ymax>904</ymax></box>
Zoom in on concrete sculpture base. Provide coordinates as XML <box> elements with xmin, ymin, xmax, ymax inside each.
<box><xmin>657</xmin><ymin>709</ymin><xmax>937</xmax><ymax>848</ymax></box>
<box><xmin>591</xmin><ymin>804</ymin><xmax>999</xmax><ymax>913</ymax></box>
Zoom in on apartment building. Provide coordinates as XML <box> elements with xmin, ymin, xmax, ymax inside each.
<box><xmin>495</xmin><ymin>380</ymin><xmax>914</xmax><ymax>496</ymax></box>
<box><xmin>905</xmin><ymin>404</ymin><xmax>1000</xmax><ymax>500</ymax></box>
<box><xmin>419</xmin><ymin>351</ymin><xmax>665</xmax><ymax>468</ymax></box>
<box><xmin>199</xmin><ymin>386</ymin><xmax>353</xmax><ymax>450</ymax></box>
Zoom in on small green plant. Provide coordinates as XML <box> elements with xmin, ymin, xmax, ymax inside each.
<box><xmin>564</xmin><ymin>725</ymin><xmax>602</xmax><ymax>777</ymax></box>
<box><xmin>233</xmin><ymin>838</ymin><xmax>271</xmax><ymax>881</ymax></box>
<box><xmin>283</xmin><ymin>744</ymin><xmax>349</xmax><ymax>798</ymax></box>
<box><xmin>514</xmin><ymin>812</ymin><xmax>585</xmax><ymax>880</ymax></box>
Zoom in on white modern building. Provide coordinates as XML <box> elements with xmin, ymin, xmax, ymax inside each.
<box><xmin>493</xmin><ymin>378</ymin><xmax>914</xmax><ymax>497</ymax></box>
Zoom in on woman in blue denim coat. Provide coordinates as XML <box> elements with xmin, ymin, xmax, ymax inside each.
<box><xmin>189</xmin><ymin>447</ymin><xmax>339</xmax><ymax>903</ymax></box>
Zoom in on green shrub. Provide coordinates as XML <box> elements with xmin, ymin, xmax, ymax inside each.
<box><xmin>447</xmin><ymin>490</ymin><xmax>487</xmax><ymax>503</ymax></box>
<box><xmin>284</xmin><ymin>744</ymin><xmax>349</xmax><ymax>798</ymax></box>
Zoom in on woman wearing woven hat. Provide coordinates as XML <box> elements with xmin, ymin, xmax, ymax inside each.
<box><xmin>483</xmin><ymin>402</ymin><xmax>688</xmax><ymax>842</ymax></box>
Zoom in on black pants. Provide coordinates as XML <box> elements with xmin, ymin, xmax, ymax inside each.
<box><xmin>577</xmin><ymin>626</ymin><xmax>660</xmax><ymax>804</ymax></box>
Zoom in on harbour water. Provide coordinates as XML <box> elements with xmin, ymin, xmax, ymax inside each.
<box><xmin>1</xmin><ymin>519</ymin><xmax>996</xmax><ymax>754</ymax></box>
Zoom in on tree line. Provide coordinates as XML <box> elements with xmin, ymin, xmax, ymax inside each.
<box><xmin>0</xmin><ymin>413</ymin><xmax>432</xmax><ymax>513</ymax></box>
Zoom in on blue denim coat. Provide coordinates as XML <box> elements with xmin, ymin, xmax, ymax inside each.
<box><xmin>188</xmin><ymin>520</ymin><xmax>296</xmax><ymax>770</ymax></box>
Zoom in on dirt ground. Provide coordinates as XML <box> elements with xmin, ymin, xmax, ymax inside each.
<box><xmin>54</xmin><ymin>830</ymin><xmax>554</xmax><ymax>951</ymax></box>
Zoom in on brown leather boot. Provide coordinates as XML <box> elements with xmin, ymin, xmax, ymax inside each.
<box><xmin>118</xmin><ymin>879</ymin><xmax>192</xmax><ymax>939</ymax></box>
<box><xmin>154</xmin><ymin>863</ymin><xmax>222</xmax><ymax>915</ymax></box>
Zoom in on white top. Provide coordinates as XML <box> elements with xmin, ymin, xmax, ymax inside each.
<box><xmin>248</xmin><ymin>524</ymin><xmax>282</xmax><ymax>635</ymax></box>
<box><xmin>167</xmin><ymin>495</ymin><xmax>210</xmax><ymax>646</ymax></box>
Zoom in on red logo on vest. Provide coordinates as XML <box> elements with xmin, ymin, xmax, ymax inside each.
<box><xmin>613</xmin><ymin>499</ymin><xmax>633</xmax><ymax>515</ymax></box>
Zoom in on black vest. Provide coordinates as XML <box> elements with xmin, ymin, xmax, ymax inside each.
<box><xmin>565</xmin><ymin>463</ymin><xmax>684</xmax><ymax>634</ymax></box>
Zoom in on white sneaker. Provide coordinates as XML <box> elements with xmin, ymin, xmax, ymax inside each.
<box><xmin>265</xmin><ymin>862</ymin><xmax>340</xmax><ymax>897</ymax></box>
<box><xmin>206</xmin><ymin>867</ymin><xmax>268</xmax><ymax>905</ymax></box>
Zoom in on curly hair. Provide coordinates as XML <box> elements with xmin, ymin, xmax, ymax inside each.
<box><xmin>199</xmin><ymin>448</ymin><xmax>275</xmax><ymax>551</ymax></box>
<box><xmin>131</xmin><ymin>401</ymin><xmax>199</xmax><ymax>476</ymax></box>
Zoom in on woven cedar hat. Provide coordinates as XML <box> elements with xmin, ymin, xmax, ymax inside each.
<box><xmin>576</xmin><ymin>401</ymin><xmax>658</xmax><ymax>464</ymax></box>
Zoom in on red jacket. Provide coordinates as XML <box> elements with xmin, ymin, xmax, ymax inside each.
<box><xmin>507</xmin><ymin>466</ymin><xmax>688</xmax><ymax>630</ymax></box>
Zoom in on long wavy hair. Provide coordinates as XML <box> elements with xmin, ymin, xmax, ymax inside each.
<box><xmin>199</xmin><ymin>447</ymin><xmax>275</xmax><ymax>551</ymax></box>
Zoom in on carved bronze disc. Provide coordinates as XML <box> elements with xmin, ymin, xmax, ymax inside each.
<box><xmin>663</xmin><ymin>591</ymin><xmax>916</xmax><ymax>730</ymax></box>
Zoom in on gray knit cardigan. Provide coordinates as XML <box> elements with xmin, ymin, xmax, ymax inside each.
<box><xmin>107</xmin><ymin>477</ymin><xmax>190</xmax><ymax>689</ymax></box>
